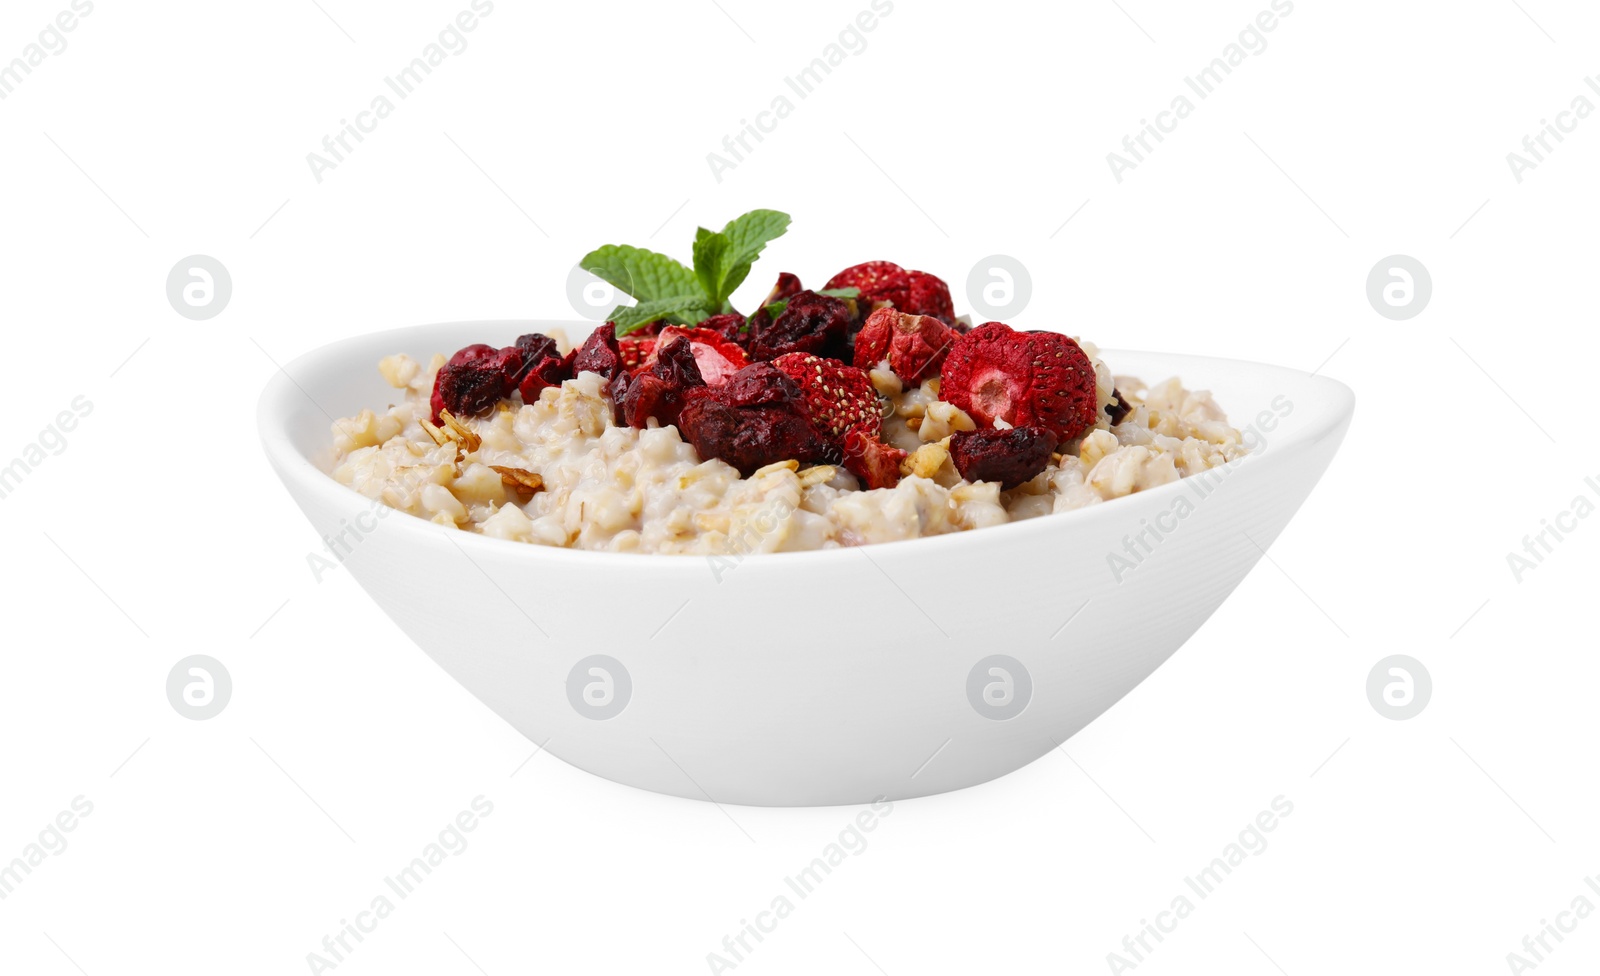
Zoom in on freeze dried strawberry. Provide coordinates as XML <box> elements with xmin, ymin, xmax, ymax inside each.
<box><xmin>826</xmin><ymin>261</ymin><xmax>907</xmax><ymax>306</ymax></box>
<box><xmin>841</xmin><ymin>430</ymin><xmax>907</xmax><ymax>490</ymax></box>
<box><xmin>620</xmin><ymin>333</ymin><xmax>706</xmax><ymax>430</ymax></box>
<box><xmin>939</xmin><ymin>323</ymin><xmax>1100</xmax><ymax>441</ymax></box>
<box><xmin>904</xmin><ymin>270</ymin><xmax>955</xmax><ymax>323</ymax></box>
<box><xmin>949</xmin><ymin>426</ymin><xmax>1059</xmax><ymax>490</ymax></box>
<box><xmin>748</xmin><ymin>290</ymin><xmax>852</xmax><ymax>361</ymax></box>
<box><xmin>1106</xmin><ymin>388</ymin><xmax>1132</xmax><ymax>426</ymax></box>
<box><xmin>770</xmin><ymin>353</ymin><xmax>881</xmax><ymax>445</ymax></box>
<box><xmin>619</xmin><ymin>336</ymin><xmax>655</xmax><ymax>372</ymax></box>
<box><xmin>677</xmin><ymin>363</ymin><xmax>840</xmax><ymax>476</ymax></box>
<box><xmin>574</xmin><ymin>324</ymin><xmax>625</xmax><ymax>379</ymax></box>
<box><xmin>643</xmin><ymin>326</ymin><xmax>749</xmax><ymax>386</ymax></box>
<box><xmin>852</xmin><ymin>307</ymin><xmax>962</xmax><ymax>383</ymax></box>
<box><xmin>431</xmin><ymin>343</ymin><xmax>522</xmax><ymax>422</ymax></box>
<box><xmin>825</xmin><ymin>262</ymin><xmax>955</xmax><ymax>323</ymax></box>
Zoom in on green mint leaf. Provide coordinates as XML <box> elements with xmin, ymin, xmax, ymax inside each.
<box><xmin>721</xmin><ymin>209</ymin><xmax>791</xmax><ymax>270</ymax></box>
<box><xmin>609</xmin><ymin>296</ymin><xmax>714</xmax><ymax>336</ymax></box>
<box><xmin>691</xmin><ymin>228</ymin><xmax>732</xmax><ymax>306</ymax></box>
<box><xmin>711</xmin><ymin>209</ymin><xmax>791</xmax><ymax>310</ymax></box>
<box><xmin>817</xmin><ymin>287</ymin><xmax>860</xmax><ymax>299</ymax></box>
<box><xmin>761</xmin><ymin>298</ymin><xmax>788</xmax><ymax>321</ymax></box>
<box><xmin>578</xmin><ymin>244</ymin><xmax>700</xmax><ymax>305</ymax></box>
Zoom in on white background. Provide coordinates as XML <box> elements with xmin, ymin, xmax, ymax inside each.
<box><xmin>2</xmin><ymin>0</ymin><xmax>1597</xmax><ymax>973</ymax></box>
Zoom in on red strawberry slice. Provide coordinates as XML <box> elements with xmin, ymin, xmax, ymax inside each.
<box><xmin>904</xmin><ymin>270</ymin><xmax>955</xmax><ymax>323</ymax></box>
<box><xmin>826</xmin><ymin>261</ymin><xmax>909</xmax><ymax>308</ymax></box>
<box><xmin>618</xmin><ymin>336</ymin><xmax>655</xmax><ymax>372</ymax></box>
<box><xmin>824</xmin><ymin>262</ymin><xmax>955</xmax><ymax>323</ymax></box>
<box><xmin>852</xmin><ymin>306</ymin><xmax>962</xmax><ymax>384</ymax></box>
<box><xmin>939</xmin><ymin>322</ymin><xmax>1100</xmax><ymax>441</ymax></box>
<box><xmin>642</xmin><ymin>326</ymin><xmax>749</xmax><ymax>386</ymax></box>
<box><xmin>769</xmin><ymin>353</ymin><xmax>882</xmax><ymax>445</ymax></box>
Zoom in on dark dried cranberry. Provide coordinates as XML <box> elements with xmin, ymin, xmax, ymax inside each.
<box><xmin>619</xmin><ymin>334</ymin><xmax>706</xmax><ymax>430</ymax></box>
<box><xmin>431</xmin><ymin>344</ymin><xmax>522</xmax><ymax>421</ymax></box>
<box><xmin>764</xmin><ymin>272</ymin><xmax>804</xmax><ymax>305</ymax></box>
<box><xmin>1106</xmin><ymin>388</ymin><xmax>1132</xmax><ymax>426</ymax></box>
<box><xmin>573</xmin><ymin>324</ymin><xmax>625</xmax><ymax>378</ymax></box>
<box><xmin>676</xmin><ymin>362</ymin><xmax>840</xmax><ymax>476</ymax></box>
<box><xmin>720</xmin><ymin>361</ymin><xmax>803</xmax><ymax>408</ymax></box>
<box><xmin>510</xmin><ymin>333</ymin><xmax>572</xmax><ymax>401</ymax></box>
<box><xmin>744</xmin><ymin>274</ymin><xmax>803</xmax><ymax>336</ymax></box>
<box><xmin>679</xmin><ymin>400</ymin><xmax>840</xmax><ymax>477</ymax></box>
<box><xmin>748</xmin><ymin>290</ymin><xmax>852</xmax><ymax>362</ymax></box>
<box><xmin>607</xmin><ymin>370</ymin><xmax>632</xmax><ymax>426</ymax></box>
<box><xmin>948</xmin><ymin>426</ymin><xmax>1060</xmax><ymax>490</ymax></box>
<box><xmin>698</xmin><ymin>312</ymin><xmax>749</xmax><ymax>347</ymax></box>
<box><xmin>519</xmin><ymin>348</ymin><xmax>575</xmax><ymax>402</ymax></box>
<box><xmin>514</xmin><ymin>333</ymin><xmax>559</xmax><ymax>363</ymax></box>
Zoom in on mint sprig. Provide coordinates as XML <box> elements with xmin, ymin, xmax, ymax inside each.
<box><xmin>578</xmin><ymin>209</ymin><xmax>792</xmax><ymax>336</ymax></box>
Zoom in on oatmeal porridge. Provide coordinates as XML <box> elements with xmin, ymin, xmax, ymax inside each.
<box><xmin>326</xmin><ymin>215</ymin><xmax>1246</xmax><ymax>553</ymax></box>
<box><xmin>328</xmin><ymin>329</ymin><xmax>1246</xmax><ymax>555</ymax></box>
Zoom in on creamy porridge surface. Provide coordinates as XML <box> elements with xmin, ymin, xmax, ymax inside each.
<box><xmin>327</xmin><ymin>332</ymin><xmax>1249</xmax><ymax>555</ymax></box>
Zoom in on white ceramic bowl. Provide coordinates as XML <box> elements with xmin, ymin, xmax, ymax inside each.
<box><xmin>258</xmin><ymin>320</ymin><xmax>1354</xmax><ymax>807</ymax></box>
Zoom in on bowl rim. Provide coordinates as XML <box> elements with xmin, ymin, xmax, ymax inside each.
<box><xmin>257</xmin><ymin>319</ymin><xmax>1355</xmax><ymax>569</ymax></box>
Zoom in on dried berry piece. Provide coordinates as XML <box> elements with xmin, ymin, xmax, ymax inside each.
<box><xmin>719</xmin><ymin>361</ymin><xmax>801</xmax><ymax>408</ymax></box>
<box><xmin>748</xmin><ymin>290</ymin><xmax>852</xmax><ymax>362</ymax></box>
<box><xmin>513</xmin><ymin>333</ymin><xmax>558</xmax><ymax>364</ymax></box>
<box><xmin>619</xmin><ymin>333</ymin><xmax>707</xmax><ymax>430</ymax></box>
<box><xmin>1106</xmin><ymin>388</ymin><xmax>1132</xmax><ymax>426</ymax></box>
<box><xmin>841</xmin><ymin>430</ymin><xmax>908</xmax><ymax>490</ymax></box>
<box><xmin>825</xmin><ymin>261</ymin><xmax>908</xmax><ymax>306</ymax></box>
<box><xmin>431</xmin><ymin>343</ymin><xmax>522</xmax><ymax>422</ymax></box>
<box><xmin>573</xmin><ymin>324</ymin><xmax>625</xmax><ymax>379</ymax></box>
<box><xmin>948</xmin><ymin>426</ymin><xmax>1059</xmax><ymax>490</ymax></box>
<box><xmin>698</xmin><ymin>312</ymin><xmax>750</xmax><ymax>348</ymax></box>
<box><xmin>769</xmin><ymin>353</ymin><xmax>882</xmax><ymax>445</ymax></box>
<box><xmin>512</xmin><ymin>334</ymin><xmax>575</xmax><ymax>401</ymax></box>
<box><xmin>904</xmin><ymin>270</ymin><xmax>956</xmax><ymax>323</ymax></box>
<box><xmin>939</xmin><ymin>322</ymin><xmax>1100</xmax><ymax>441</ymax></box>
<box><xmin>824</xmin><ymin>262</ymin><xmax>955</xmax><ymax>323</ymax></box>
<box><xmin>642</xmin><ymin>326</ymin><xmax>749</xmax><ymax>386</ymax></box>
<box><xmin>525</xmin><ymin>349</ymin><xmax>576</xmax><ymax>401</ymax></box>
<box><xmin>763</xmin><ymin>272</ymin><xmax>805</xmax><ymax>306</ymax></box>
<box><xmin>852</xmin><ymin>306</ymin><xmax>963</xmax><ymax>384</ymax></box>
<box><xmin>677</xmin><ymin>363</ymin><xmax>841</xmax><ymax>476</ymax></box>
<box><xmin>737</xmin><ymin>276</ymin><xmax>794</xmax><ymax>338</ymax></box>
<box><xmin>618</xmin><ymin>336</ymin><xmax>656</xmax><ymax>372</ymax></box>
